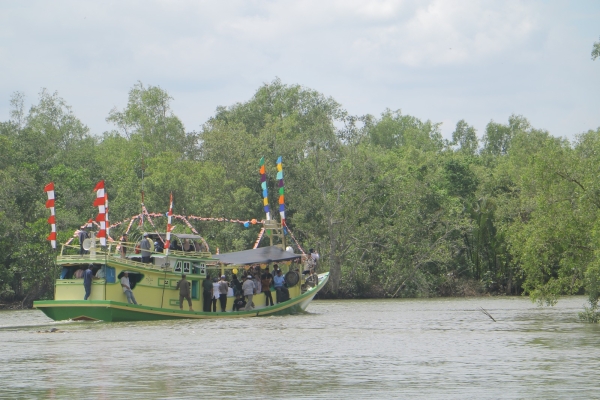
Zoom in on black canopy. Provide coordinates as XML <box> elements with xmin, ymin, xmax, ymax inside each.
<box><xmin>214</xmin><ymin>246</ymin><xmax>300</xmax><ymax>265</ymax></box>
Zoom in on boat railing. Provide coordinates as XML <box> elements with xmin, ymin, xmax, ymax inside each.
<box><xmin>105</xmin><ymin>253</ymin><xmax>173</xmax><ymax>271</ymax></box>
<box><xmin>162</xmin><ymin>249</ymin><xmax>213</xmax><ymax>258</ymax></box>
<box><xmin>58</xmin><ymin>243</ymin><xmax>114</xmax><ymax>261</ymax></box>
<box><xmin>58</xmin><ymin>242</ymin><xmax>216</xmax><ymax>273</ymax></box>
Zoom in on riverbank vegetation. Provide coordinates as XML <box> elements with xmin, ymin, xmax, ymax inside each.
<box><xmin>1</xmin><ymin>80</ymin><xmax>600</xmax><ymax>315</ymax></box>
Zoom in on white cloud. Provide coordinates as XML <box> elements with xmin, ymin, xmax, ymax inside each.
<box><xmin>0</xmin><ymin>0</ymin><xmax>598</xmax><ymax>139</ymax></box>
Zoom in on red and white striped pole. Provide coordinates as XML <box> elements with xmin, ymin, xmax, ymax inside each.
<box><xmin>44</xmin><ymin>182</ymin><xmax>56</xmax><ymax>248</ymax></box>
<box><xmin>164</xmin><ymin>192</ymin><xmax>173</xmax><ymax>255</ymax></box>
<box><xmin>93</xmin><ymin>180</ymin><xmax>107</xmax><ymax>246</ymax></box>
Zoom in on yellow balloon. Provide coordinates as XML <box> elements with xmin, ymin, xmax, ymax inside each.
<box><xmin>232</xmin><ymin>268</ymin><xmax>238</xmax><ymax>274</ymax></box>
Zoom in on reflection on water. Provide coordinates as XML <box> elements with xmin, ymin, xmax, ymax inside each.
<box><xmin>2</xmin><ymin>297</ymin><xmax>600</xmax><ymax>399</ymax></box>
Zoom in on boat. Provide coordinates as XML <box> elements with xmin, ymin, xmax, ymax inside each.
<box><xmin>34</xmin><ymin>158</ymin><xmax>328</xmax><ymax>322</ymax></box>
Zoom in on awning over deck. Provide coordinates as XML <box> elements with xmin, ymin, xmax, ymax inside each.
<box><xmin>213</xmin><ymin>246</ymin><xmax>300</xmax><ymax>265</ymax></box>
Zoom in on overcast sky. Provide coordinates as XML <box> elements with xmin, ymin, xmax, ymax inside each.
<box><xmin>1</xmin><ymin>0</ymin><xmax>599</xmax><ymax>141</ymax></box>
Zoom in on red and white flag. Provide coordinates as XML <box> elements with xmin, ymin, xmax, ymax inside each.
<box><xmin>44</xmin><ymin>182</ymin><xmax>56</xmax><ymax>248</ymax></box>
<box><xmin>164</xmin><ymin>192</ymin><xmax>173</xmax><ymax>255</ymax></box>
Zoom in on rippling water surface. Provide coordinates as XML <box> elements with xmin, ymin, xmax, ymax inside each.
<box><xmin>1</xmin><ymin>297</ymin><xmax>599</xmax><ymax>399</ymax></box>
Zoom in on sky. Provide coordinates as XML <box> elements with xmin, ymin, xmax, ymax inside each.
<box><xmin>0</xmin><ymin>0</ymin><xmax>599</xmax><ymax>141</ymax></box>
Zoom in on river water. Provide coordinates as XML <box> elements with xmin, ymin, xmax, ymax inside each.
<box><xmin>1</xmin><ymin>296</ymin><xmax>599</xmax><ymax>399</ymax></box>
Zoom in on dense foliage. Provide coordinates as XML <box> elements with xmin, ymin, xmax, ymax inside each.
<box><xmin>1</xmin><ymin>80</ymin><xmax>600</xmax><ymax>318</ymax></box>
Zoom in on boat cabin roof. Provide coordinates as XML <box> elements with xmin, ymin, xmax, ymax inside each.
<box><xmin>214</xmin><ymin>246</ymin><xmax>300</xmax><ymax>265</ymax></box>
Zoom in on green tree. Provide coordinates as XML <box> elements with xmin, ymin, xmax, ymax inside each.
<box><xmin>451</xmin><ymin>119</ymin><xmax>478</xmax><ymax>155</ymax></box>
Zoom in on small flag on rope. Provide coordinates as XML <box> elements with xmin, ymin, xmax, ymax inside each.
<box><xmin>44</xmin><ymin>182</ymin><xmax>56</xmax><ymax>248</ymax></box>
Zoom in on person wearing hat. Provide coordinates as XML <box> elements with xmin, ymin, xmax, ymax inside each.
<box><xmin>140</xmin><ymin>233</ymin><xmax>151</xmax><ymax>263</ymax></box>
<box><xmin>177</xmin><ymin>274</ymin><xmax>193</xmax><ymax>311</ymax></box>
<box><xmin>242</xmin><ymin>274</ymin><xmax>255</xmax><ymax>311</ymax></box>
<box><xmin>218</xmin><ymin>275</ymin><xmax>229</xmax><ymax>312</ymax></box>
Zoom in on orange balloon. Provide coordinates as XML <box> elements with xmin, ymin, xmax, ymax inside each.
<box><xmin>251</xmin><ymin>219</ymin><xmax>257</xmax><ymax>224</ymax></box>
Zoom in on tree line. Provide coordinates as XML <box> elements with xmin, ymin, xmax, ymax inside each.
<box><xmin>1</xmin><ymin>79</ymin><xmax>600</xmax><ymax>320</ymax></box>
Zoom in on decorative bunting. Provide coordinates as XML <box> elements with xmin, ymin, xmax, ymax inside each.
<box><xmin>285</xmin><ymin>226</ymin><xmax>305</xmax><ymax>255</ymax></box>
<box><xmin>253</xmin><ymin>227</ymin><xmax>265</xmax><ymax>249</ymax></box>
<box><xmin>93</xmin><ymin>180</ymin><xmax>107</xmax><ymax>246</ymax></box>
<box><xmin>259</xmin><ymin>157</ymin><xmax>271</xmax><ymax>220</ymax></box>
<box><xmin>276</xmin><ymin>156</ymin><xmax>286</xmax><ymax>227</ymax></box>
<box><xmin>44</xmin><ymin>182</ymin><xmax>56</xmax><ymax>248</ymax></box>
<box><xmin>165</xmin><ymin>192</ymin><xmax>173</xmax><ymax>255</ymax></box>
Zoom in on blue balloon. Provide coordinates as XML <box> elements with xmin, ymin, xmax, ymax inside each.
<box><xmin>244</xmin><ymin>222</ymin><xmax>250</xmax><ymax>228</ymax></box>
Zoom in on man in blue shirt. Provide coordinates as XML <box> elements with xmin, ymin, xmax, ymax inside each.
<box><xmin>273</xmin><ymin>270</ymin><xmax>289</xmax><ymax>303</ymax></box>
<box><xmin>83</xmin><ymin>264</ymin><xmax>94</xmax><ymax>300</ymax></box>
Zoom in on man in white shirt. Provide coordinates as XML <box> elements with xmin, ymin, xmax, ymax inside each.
<box><xmin>242</xmin><ymin>275</ymin><xmax>255</xmax><ymax>311</ymax></box>
<box><xmin>121</xmin><ymin>272</ymin><xmax>138</xmax><ymax>304</ymax></box>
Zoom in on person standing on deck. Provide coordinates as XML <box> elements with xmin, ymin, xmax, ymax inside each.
<box><xmin>120</xmin><ymin>234</ymin><xmax>128</xmax><ymax>258</ymax></box>
<box><xmin>211</xmin><ymin>277</ymin><xmax>220</xmax><ymax>312</ymax></box>
<box><xmin>121</xmin><ymin>272</ymin><xmax>138</xmax><ymax>304</ymax></box>
<box><xmin>83</xmin><ymin>264</ymin><xmax>93</xmax><ymax>300</ymax></box>
<box><xmin>310</xmin><ymin>249</ymin><xmax>320</xmax><ymax>270</ymax></box>
<box><xmin>242</xmin><ymin>275</ymin><xmax>255</xmax><ymax>311</ymax></box>
<box><xmin>261</xmin><ymin>267</ymin><xmax>274</xmax><ymax>306</ymax></box>
<box><xmin>140</xmin><ymin>233</ymin><xmax>151</xmax><ymax>263</ymax></box>
<box><xmin>230</xmin><ymin>274</ymin><xmax>242</xmax><ymax>296</ymax></box>
<box><xmin>273</xmin><ymin>269</ymin><xmax>288</xmax><ymax>303</ymax></box>
<box><xmin>218</xmin><ymin>275</ymin><xmax>228</xmax><ymax>312</ymax></box>
<box><xmin>202</xmin><ymin>274</ymin><xmax>213</xmax><ymax>312</ymax></box>
<box><xmin>177</xmin><ymin>274</ymin><xmax>193</xmax><ymax>311</ymax></box>
<box><xmin>78</xmin><ymin>229</ymin><xmax>88</xmax><ymax>255</ymax></box>
<box><xmin>272</xmin><ymin>264</ymin><xmax>280</xmax><ymax>277</ymax></box>
<box><xmin>254</xmin><ymin>272</ymin><xmax>262</xmax><ymax>296</ymax></box>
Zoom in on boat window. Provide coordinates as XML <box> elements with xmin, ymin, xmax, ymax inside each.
<box><xmin>192</xmin><ymin>263</ymin><xmax>206</xmax><ymax>277</ymax></box>
<box><xmin>105</xmin><ymin>266</ymin><xmax>116</xmax><ymax>283</ymax></box>
<box><xmin>117</xmin><ymin>271</ymin><xmax>144</xmax><ymax>289</ymax></box>
<box><xmin>174</xmin><ymin>261</ymin><xmax>182</xmax><ymax>273</ymax></box>
<box><xmin>61</xmin><ymin>265</ymin><xmax>99</xmax><ymax>279</ymax></box>
<box><xmin>183</xmin><ymin>262</ymin><xmax>191</xmax><ymax>274</ymax></box>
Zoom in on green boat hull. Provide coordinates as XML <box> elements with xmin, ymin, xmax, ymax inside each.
<box><xmin>35</xmin><ymin>272</ymin><xmax>328</xmax><ymax>322</ymax></box>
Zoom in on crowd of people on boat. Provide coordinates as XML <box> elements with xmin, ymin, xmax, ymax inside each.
<box><xmin>117</xmin><ymin>233</ymin><xmax>207</xmax><ymax>263</ymax></box>
<box><xmin>198</xmin><ymin>263</ymin><xmax>292</xmax><ymax>312</ymax></box>
<box><xmin>70</xmin><ymin>240</ymin><xmax>320</xmax><ymax>311</ymax></box>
